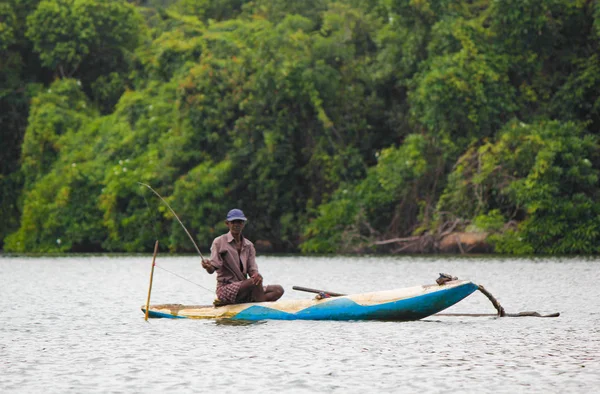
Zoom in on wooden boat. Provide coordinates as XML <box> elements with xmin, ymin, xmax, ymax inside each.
<box><xmin>141</xmin><ymin>279</ymin><xmax>478</xmax><ymax>321</ymax></box>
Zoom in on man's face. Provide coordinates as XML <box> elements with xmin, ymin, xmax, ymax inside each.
<box><xmin>226</xmin><ymin>219</ymin><xmax>245</xmax><ymax>236</ymax></box>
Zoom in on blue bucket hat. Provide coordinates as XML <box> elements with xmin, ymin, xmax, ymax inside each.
<box><xmin>226</xmin><ymin>208</ymin><xmax>247</xmax><ymax>222</ymax></box>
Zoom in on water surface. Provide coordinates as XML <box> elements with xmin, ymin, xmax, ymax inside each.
<box><xmin>1</xmin><ymin>255</ymin><xmax>598</xmax><ymax>393</ymax></box>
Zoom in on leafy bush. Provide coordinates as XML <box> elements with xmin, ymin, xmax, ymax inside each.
<box><xmin>438</xmin><ymin>119</ymin><xmax>600</xmax><ymax>254</ymax></box>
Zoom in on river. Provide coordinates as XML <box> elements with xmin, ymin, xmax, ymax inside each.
<box><xmin>1</xmin><ymin>255</ymin><xmax>598</xmax><ymax>393</ymax></box>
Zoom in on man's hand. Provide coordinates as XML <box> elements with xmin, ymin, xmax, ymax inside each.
<box><xmin>251</xmin><ymin>272</ymin><xmax>263</xmax><ymax>286</ymax></box>
<box><xmin>202</xmin><ymin>259</ymin><xmax>214</xmax><ymax>274</ymax></box>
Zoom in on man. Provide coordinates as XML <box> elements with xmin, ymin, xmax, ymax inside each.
<box><xmin>201</xmin><ymin>208</ymin><xmax>284</xmax><ymax>306</ymax></box>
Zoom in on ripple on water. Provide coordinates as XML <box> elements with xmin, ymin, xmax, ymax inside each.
<box><xmin>0</xmin><ymin>255</ymin><xmax>599</xmax><ymax>392</ymax></box>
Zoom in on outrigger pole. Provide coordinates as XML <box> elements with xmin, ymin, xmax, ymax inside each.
<box><xmin>145</xmin><ymin>240</ymin><xmax>160</xmax><ymax>321</ymax></box>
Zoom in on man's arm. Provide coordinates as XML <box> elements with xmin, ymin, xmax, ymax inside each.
<box><xmin>201</xmin><ymin>259</ymin><xmax>215</xmax><ymax>274</ymax></box>
<box><xmin>247</xmin><ymin>244</ymin><xmax>258</xmax><ymax>275</ymax></box>
<box><xmin>247</xmin><ymin>245</ymin><xmax>262</xmax><ymax>285</ymax></box>
<box><xmin>202</xmin><ymin>238</ymin><xmax>223</xmax><ymax>274</ymax></box>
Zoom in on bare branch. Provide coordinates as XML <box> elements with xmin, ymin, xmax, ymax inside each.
<box><xmin>374</xmin><ymin>236</ymin><xmax>421</xmax><ymax>245</ymax></box>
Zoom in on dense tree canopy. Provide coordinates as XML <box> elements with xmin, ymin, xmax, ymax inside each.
<box><xmin>2</xmin><ymin>0</ymin><xmax>600</xmax><ymax>255</ymax></box>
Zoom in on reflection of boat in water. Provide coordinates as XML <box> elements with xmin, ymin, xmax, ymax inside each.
<box><xmin>141</xmin><ymin>280</ymin><xmax>478</xmax><ymax>321</ymax></box>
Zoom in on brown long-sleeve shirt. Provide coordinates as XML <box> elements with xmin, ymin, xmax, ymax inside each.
<box><xmin>208</xmin><ymin>232</ymin><xmax>259</xmax><ymax>289</ymax></box>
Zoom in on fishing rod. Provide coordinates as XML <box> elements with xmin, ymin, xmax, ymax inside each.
<box><xmin>138</xmin><ymin>182</ymin><xmax>220</xmax><ymax>313</ymax></box>
<box><xmin>137</xmin><ymin>182</ymin><xmax>206</xmax><ymax>260</ymax></box>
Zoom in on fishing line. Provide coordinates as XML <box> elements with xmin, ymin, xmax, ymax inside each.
<box><xmin>154</xmin><ymin>264</ymin><xmax>214</xmax><ymax>294</ymax></box>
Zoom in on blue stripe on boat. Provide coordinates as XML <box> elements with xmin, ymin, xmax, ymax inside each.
<box><xmin>142</xmin><ymin>309</ymin><xmax>185</xmax><ymax>319</ymax></box>
<box><xmin>232</xmin><ymin>281</ymin><xmax>478</xmax><ymax>321</ymax></box>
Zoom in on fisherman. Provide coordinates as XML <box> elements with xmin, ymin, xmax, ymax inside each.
<box><xmin>201</xmin><ymin>208</ymin><xmax>284</xmax><ymax>306</ymax></box>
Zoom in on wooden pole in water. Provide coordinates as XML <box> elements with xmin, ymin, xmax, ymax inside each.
<box><xmin>144</xmin><ymin>240</ymin><xmax>159</xmax><ymax>321</ymax></box>
<box><xmin>477</xmin><ymin>285</ymin><xmax>506</xmax><ymax>317</ymax></box>
<box><xmin>435</xmin><ymin>284</ymin><xmax>559</xmax><ymax>318</ymax></box>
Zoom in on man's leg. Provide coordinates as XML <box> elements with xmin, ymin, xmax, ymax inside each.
<box><xmin>236</xmin><ymin>281</ymin><xmax>284</xmax><ymax>302</ymax></box>
<box><xmin>236</xmin><ymin>279</ymin><xmax>266</xmax><ymax>302</ymax></box>
<box><xmin>263</xmin><ymin>285</ymin><xmax>284</xmax><ymax>301</ymax></box>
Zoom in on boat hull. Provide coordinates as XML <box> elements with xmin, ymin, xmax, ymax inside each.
<box><xmin>141</xmin><ymin>280</ymin><xmax>478</xmax><ymax>321</ymax></box>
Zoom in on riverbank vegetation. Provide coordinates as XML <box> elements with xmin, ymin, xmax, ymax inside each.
<box><xmin>2</xmin><ymin>0</ymin><xmax>600</xmax><ymax>254</ymax></box>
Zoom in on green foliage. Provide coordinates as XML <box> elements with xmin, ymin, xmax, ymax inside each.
<box><xmin>4</xmin><ymin>0</ymin><xmax>600</xmax><ymax>256</ymax></box>
<box><xmin>468</xmin><ymin>209</ymin><xmax>505</xmax><ymax>233</ymax></box>
<box><xmin>6</xmin><ymin>78</ymin><xmax>184</xmax><ymax>252</ymax></box>
<box><xmin>20</xmin><ymin>79</ymin><xmax>95</xmax><ymax>189</ymax></box>
<box><xmin>0</xmin><ymin>3</ymin><xmax>17</xmax><ymax>51</ymax></box>
<box><xmin>0</xmin><ymin>170</ymin><xmax>23</xmax><ymax>250</ymax></box>
<box><xmin>5</xmin><ymin>164</ymin><xmax>106</xmax><ymax>252</ymax></box>
<box><xmin>375</xmin><ymin>134</ymin><xmax>429</xmax><ymax>194</ymax></box>
<box><xmin>169</xmin><ymin>159</ymin><xmax>233</xmax><ymax>251</ymax></box>
<box><xmin>489</xmin><ymin>230</ymin><xmax>534</xmax><ymax>255</ymax></box>
<box><xmin>410</xmin><ymin>19</ymin><xmax>516</xmax><ymax>151</ymax></box>
<box><xmin>438</xmin><ymin>119</ymin><xmax>600</xmax><ymax>254</ymax></box>
<box><xmin>4</xmin><ymin>79</ymin><xmax>125</xmax><ymax>252</ymax></box>
<box><xmin>488</xmin><ymin>0</ymin><xmax>584</xmax><ymax>57</ymax></box>
<box><xmin>26</xmin><ymin>0</ymin><xmax>143</xmax><ymax>74</ymax></box>
<box><xmin>4</xmin><ymin>79</ymin><xmax>101</xmax><ymax>252</ymax></box>
<box><xmin>550</xmin><ymin>55</ymin><xmax>600</xmax><ymax>128</ymax></box>
<box><xmin>171</xmin><ymin>0</ymin><xmax>246</xmax><ymax>22</ymax></box>
<box><xmin>301</xmin><ymin>193</ymin><xmax>360</xmax><ymax>253</ymax></box>
<box><xmin>0</xmin><ymin>0</ymin><xmax>47</xmax><ymax>250</ymax></box>
<box><xmin>595</xmin><ymin>0</ymin><xmax>600</xmax><ymax>39</ymax></box>
<box><xmin>240</xmin><ymin>0</ymin><xmax>328</xmax><ymax>24</ymax></box>
<box><xmin>135</xmin><ymin>10</ymin><xmax>205</xmax><ymax>82</ymax></box>
<box><xmin>302</xmin><ymin>134</ymin><xmax>440</xmax><ymax>252</ymax></box>
<box><xmin>488</xmin><ymin>0</ymin><xmax>595</xmax><ymax>121</ymax></box>
<box><xmin>26</xmin><ymin>0</ymin><xmax>145</xmax><ymax>112</ymax></box>
<box><xmin>506</xmin><ymin>122</ymin><xmax>600</xmax><ymax>254</ymax></box>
